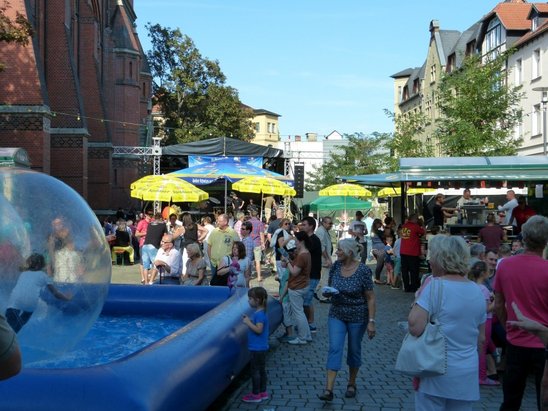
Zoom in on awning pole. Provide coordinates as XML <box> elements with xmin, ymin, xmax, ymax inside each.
<box><xmin>400</xmin><ymin>181</ymin><xmax>406</xmax><ymax>224</ymax></box>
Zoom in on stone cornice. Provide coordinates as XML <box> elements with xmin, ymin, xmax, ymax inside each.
<box><xmin>0</xmin><ymin>105</ymin><xmax>51</xmax><ymax>115</ymax></box>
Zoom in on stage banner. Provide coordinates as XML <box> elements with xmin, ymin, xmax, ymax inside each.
<box><xmin>188</xmin><ymin>156</ymin><xmax>263</xmax><ymax>168</ymax></box>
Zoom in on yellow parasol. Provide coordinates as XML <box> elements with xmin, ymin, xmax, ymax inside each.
<box><xmin>232</xmin><ymin>176</ymin><xmax>296</xmax><ymax>197</ymax></box>
<box><xmin>376</xmin><ymin>187</ymin><xmax>436</xmax><ymax>198</ymax></box>
<box><xmin>318</xmin><ymin>183</ymin><xmax>372</xmax><ymax>220</ymax></box>
<box><xmin>319</xmin><ymin>183</ymin><xmax>372</xmax><ymax>197</ymax></box>
<box><xmin>232</xmin><ymin>176</ymin><xmax>296</xmax><ymax>219</ymax></box>
<box><xmin>130</xmin><ymin>175</ymin><xmax>209</xmax><ymax>203</ymax></box>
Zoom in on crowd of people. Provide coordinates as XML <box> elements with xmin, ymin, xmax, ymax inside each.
<box><xmin>96</xmin><ymin>191</ymin><xmax>548</xmax><ymax>409</ymax></box>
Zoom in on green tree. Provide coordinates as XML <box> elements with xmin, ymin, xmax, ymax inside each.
<box><xmin>384</xmin><ymin>109</ymin><xmax>433</xmax><ymax>171</ymax></box>
<box><xmin>0</xmin><ymin>1</ymin><xmax>33</xmax><ymax>71</ymax></box>
<box><xmin>305</xmin><ymin>132</ymin><xmax>391</xmax><ymax>191</ymax></box>
<box><xmin>146</xmin><ymin>24</ymin><xmax>254</xmax><ymax>144</ymax></box>
<box><xmin>435</xmin><ymin>51</ymin><xmax>523</xmax><ymax>156</ymax></box>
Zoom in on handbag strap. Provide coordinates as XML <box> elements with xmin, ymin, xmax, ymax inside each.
<box><xmin>428</xmin><ymin>278</ymin><xmax>443</xmax><ymax>322</ymax></box>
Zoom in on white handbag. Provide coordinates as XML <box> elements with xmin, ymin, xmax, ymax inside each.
<box><xmin>395</xmin><ymin>279</ymin><xmax>447</xmax><ymax>377</ymax></box>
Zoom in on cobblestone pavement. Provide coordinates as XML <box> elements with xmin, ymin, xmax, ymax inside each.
<box><xmin>223</xmin><ymin>277</ymin><xmax>539</xmax><ymax>410</ymax></box>
<box><xmin>111</xmin><ymin>264</ymin><xmax>538</xmax><ymax>411</ymax></box>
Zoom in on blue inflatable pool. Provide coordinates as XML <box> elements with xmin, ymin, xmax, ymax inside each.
<box><xmin>0</xmin><ymin>285</ymin><xmax>282</xmax><ymax>411</ymax></box>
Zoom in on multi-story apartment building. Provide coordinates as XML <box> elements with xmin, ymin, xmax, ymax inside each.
<box><xmin>391</xmin><ymin>0</ymin><xmax>548</xmax><ymax>157</ymax></box>
<box><xmin>0</xmin><ymin>0</ymin><xmax>152</xmax><ymax>210</ymax></box>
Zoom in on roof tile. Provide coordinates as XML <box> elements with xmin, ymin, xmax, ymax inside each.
<box><xmin>492</xmin><ymin>3</ymin><xmax>532</xmax><ymax>30</ymax></box>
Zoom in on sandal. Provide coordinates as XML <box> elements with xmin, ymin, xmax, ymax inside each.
<box><xmin>373</xmin><ymin>280</ymin><xmax>386</xmax><ymax>285</ymax></box>
<box><xmin>318</xmin><ymin>389</ymin><xmax>333</xmax><ymax>402</ymax></box>
<box><xmin>345</xmin><ymin>384</ymin><xmax>357</xmax><ymax>398</ymax></box>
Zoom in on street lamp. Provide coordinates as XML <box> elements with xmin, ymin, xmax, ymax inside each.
<box><xmin>533</xmin><ymin>86</ymin><xmax>548</xmax><ymax>156</ymax></box>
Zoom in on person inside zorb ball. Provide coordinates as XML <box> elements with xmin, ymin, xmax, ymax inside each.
<box><xmin>0</xmin><ymin>168</ymin><xmax>112</xmax><ymax>364</ymax></box>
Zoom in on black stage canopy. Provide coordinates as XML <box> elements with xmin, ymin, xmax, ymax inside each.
<box><xmin>162</xmin><ymin>137</ymin><xmax>284</xmax><ymax>158</ymax></box>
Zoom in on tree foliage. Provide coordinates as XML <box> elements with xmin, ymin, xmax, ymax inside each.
<box><xmin>305</xmin><ymin>133</ymin><xmax>391</xmax><ymax>191</ymax></box>
<box><xmin>384</xmin><ymin>109</ymin><xmax>433</xmax><ymax>170</ymax></box>
<box><xmin>435</xmin><ymin>51</ymin><xmax>523</xmax><ymax>156</ymax></box>
<box><xmin>0</xmin><ymin>1</ymin><xmax>33</xmax><ymax>71</ymax></box>
<box><xmin>146</xmin><ymin>24</ymin><xmax>254</xmax><ymax>144</ymax></box>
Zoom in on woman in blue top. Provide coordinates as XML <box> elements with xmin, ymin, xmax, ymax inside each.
<box><xmin>242</xmin><ymin>287</ymin><xmax>270</xmax><ymax>403</ymax></box>
<box><xmin>318</xmin><ymin>239</ymin><xmax>376</xmax><ymax>402</ymax></box>
<box><xmin>408</xmin><ymin>235</ymin><xmax>486</xmax><ymax>410</ymax></box>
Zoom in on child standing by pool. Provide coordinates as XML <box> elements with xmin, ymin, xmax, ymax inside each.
<box><xmin>5</xmin><ymin>253</ymin><xmax>71</xmax><ymax>333</ymax></box>
<box><xmin>241</xmin><ymin>286</ymin><xmax>269</xmax><ymax>403</ymax></box>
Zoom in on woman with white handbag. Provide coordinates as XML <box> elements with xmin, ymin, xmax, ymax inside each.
<box><xmin>406</xmin><ymin>235</ymin><xmax>486</xmax><ymax>411</ymax></box>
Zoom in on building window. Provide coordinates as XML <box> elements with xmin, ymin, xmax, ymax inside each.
<box><xmin>466</xmin><ymin>40</ymin><xmax>476</xmax><ymax>56</ymax></box>
<box><xmin>129</xmin><ymin>61</ymin><xmax>133</xmax><ymax>79</ymax></box>
<box><xmin>486</xmin><ymin>17</ymin><xmax>504</xmax><ymax>59</ymax></box>
<box><xmin>413</xmin><ymin>79</ymin><xmax>419</xmax><ymax>94</ymax></box>
<box><xmin>514</xmin><ymin>59</ymin><xmax>522</xmax><ymax>85</ymax></box>
<box><xmin>398</xmin><ymin>86</ymin><xmax>402</xmax><ymax>103</ymax></box>
<box><xmin>253</xmin><ymin>122</ymin><xmax>260</xmax><ymax>132</ymax></box>
<box><xmin>447</xmin><ymin>54</ymin><xmax>455</xmax><ymax>73</ymax></box>
<box><xmin>402</xmin><ymin>86</ymin><xmax>409</xmax><ymax>101</ymax></box>
<box><xmin>533</xmin><ymin>49</ymin><xmax>541</xmax><ymax>79</ymax></box>
<box><xmin>430</xmin><ymin>65</ymin><xmax>436</xmax><ymax>83</ymax></box>
<box><xmin>486</xmin><ymin>18</ymin><xmax>502</xmax><ymax>50</ymax></box>
<box><xmin>532</xmin><ymin>15</ymin><xmax>539</xmax><ymax>31</ymax></box>
<box><xmin>514</xmin><ymin>121</ymin><xmax>523</xmax><ymax>140</ymax></box>
<box><xmin>142</xmin><ymin>83</ymin><xmax>146</xmax><ymax>98</ymax></box>
<box><xmin>532</xmin><ymin>104</ymin><xmax>541</xmax><ymax>135</ymax></box>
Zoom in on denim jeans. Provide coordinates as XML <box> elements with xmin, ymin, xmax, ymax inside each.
<box><xmin>326</xmin><ymin>316</ymin><xmax>367</xmax><ymax>371</ymax></box>
<box><xmin>141</xmin><ymin>244</ymin><xmax>158</xmax><ymax>270</ymax></box>
<box><xmin>303</xmin><ymin>279</ymin><xmax>320</xmax><ymax>307</ymax></box>
<box><xmin>288</xmin><ymin>287</ymin><xmax>311</xmax><ymax>341</ymax></box>
<box><xmin>373</xmin><ymin>249</ymin><xmax>385</xmax><ymax>281</ymax></box>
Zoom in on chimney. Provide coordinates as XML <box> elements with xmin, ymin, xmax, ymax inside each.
<box><xmin>306</xmin><ymin>132</ymin><xmax>317</xmax><ymax>142</ymax></box>
<box><xmin>429</xmin><ymin>20</ymin><xmax>440</xmax><ymax>35</ymax></box>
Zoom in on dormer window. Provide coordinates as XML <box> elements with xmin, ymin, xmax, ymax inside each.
<box><xmin>466</xmin><ymin>40</ymin><xmax>476</xmax><ymax>56</ymax></box>
<box><xmin>486</xmin><ymin>17</ymin><xmax>504</xmax><ymax>55</ymax></box>
<box><xmin>532</xmin><ymin>15</ymin><xmax>539</xmax><ymax>31</ymax></box>
<box><xmin>413</xmin><ymin>78</ymin><xmax>420</xmax><ymax>94</ymax></box>
<box><xmin>447</xmin><ymin>54</ymin><xmax>455</xmax><ymax>73</ymax></box>
<box><xmin>402</xmin><ymin>86</ymin><xmax>409</xmax><ymax>101</ymax></box>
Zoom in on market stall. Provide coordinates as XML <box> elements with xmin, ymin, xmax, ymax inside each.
<box><xmin>342</xmin><ymin>156</ymin><xmax>548</xmax><ymax>229</ymax></box>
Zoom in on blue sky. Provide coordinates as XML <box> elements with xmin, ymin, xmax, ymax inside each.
<box><xmin>134</xmin><ymin>1</ymin><xmax>500</xmax><ymax>139</ymax></box>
